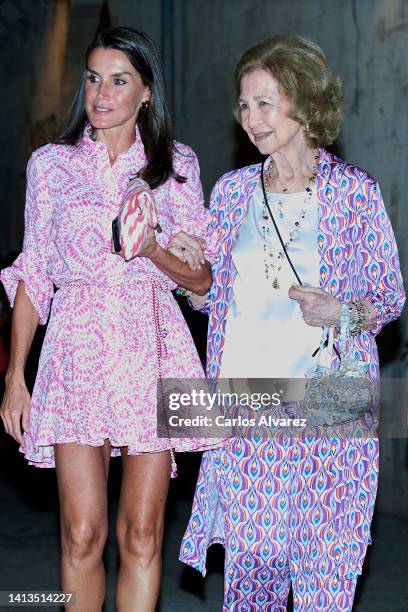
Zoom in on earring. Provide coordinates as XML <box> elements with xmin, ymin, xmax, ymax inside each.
<box><xmin>305</xmin><ymin>122</ymin><xmax>310</xmax><ymax>132</ymax></box>
<box><xmin>140</xmin><ymin>101</ymin><xmax>149</xmax><ymax>112</ymax></box>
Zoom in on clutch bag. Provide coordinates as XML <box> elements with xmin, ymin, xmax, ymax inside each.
<box><xmin>112</xmin><ymin>177</ymin><xmax>162</xmax><ymax>261</ymax></box>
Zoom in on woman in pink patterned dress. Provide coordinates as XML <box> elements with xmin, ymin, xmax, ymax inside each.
<box><xmin>0</xmin><ymin>27</ymin><xmax>216</xmax><ymax>611</ymax></box>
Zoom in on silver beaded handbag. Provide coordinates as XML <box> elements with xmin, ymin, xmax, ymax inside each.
<box><xmin>303</xmin><ymin>320</ymin><xmax>373</xmax><ymax>426</ymax></box>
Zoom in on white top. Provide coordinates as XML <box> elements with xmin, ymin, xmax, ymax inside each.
<box><xmin>219</xmin><ymin>184</ymin><xmax>322</xmax><ymax>379</ymax></box>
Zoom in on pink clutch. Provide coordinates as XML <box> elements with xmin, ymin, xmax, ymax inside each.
<box><xmin>112</xmin><ymin>177</ymin><xmax>162</xmax><ymax>261</ymax></box>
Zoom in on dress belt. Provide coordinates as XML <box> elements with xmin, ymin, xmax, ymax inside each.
<box><xmin>151</xmin><ymin>282</ymin><xmax>178</xmax><ymax>478</ymax></box>
<box><xmin>57</xmin><ymin>276</ymin><xmax>174</xmax><ymax>291</ymax></box>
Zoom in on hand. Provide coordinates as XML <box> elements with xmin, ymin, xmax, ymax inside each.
<box><xmin>0</xmin><ymin>378</ymin><xmax>31</xmax><ymax>447</ymax></box>
<box><xmin>167</xmin><ymin>231</ymin><xmax>206</xmax><ymax>271</ymax></box>
<box><xmin>114</xmin><ymin>227</ymin><xmax>158</xmax><ymax>260</ymax></box>
<box><xmin>136</xmin><ymin>226</ymin><xmax>158</xmax><ymax>258</ymax></box>
<box><xmin>288</xmin><ymin>285</ymin><xmax>341</xmax><ymax>327</ymax></box>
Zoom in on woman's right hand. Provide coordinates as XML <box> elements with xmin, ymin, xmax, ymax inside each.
<box><xmin>167</xmin><ymin>231</ymin><xmax>207</xmax><ymax>271</ymax></box>
<box><xmin>0</xmin><ymin>377</ymin><xmax>31</xmax><ymax>447</ymax></box>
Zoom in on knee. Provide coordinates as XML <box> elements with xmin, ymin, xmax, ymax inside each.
<box><xmin>117</xmin><ymin>519</ymin><xmax>162</xmax><ymax>566</ymax></box>
<box><xmin>62</xmin><ymin>520</ymin><xmax>108</xmax><ymax>566</ymax></box>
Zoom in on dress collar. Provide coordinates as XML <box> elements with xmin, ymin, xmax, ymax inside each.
<box><xmin>80</xmin><ymin>122</ymin><xmax>145</xmax><ymax>162</ymax></box>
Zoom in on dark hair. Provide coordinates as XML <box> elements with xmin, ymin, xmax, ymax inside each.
<box><xmin>54</xmin><ymin>26</ymin><xmax>184</xmax><ymax>188</ymax></box>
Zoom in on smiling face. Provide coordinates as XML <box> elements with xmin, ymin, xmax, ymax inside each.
<box><xmin>238</xmin><ymin>68</ymin><xmax>305</xmax><ymax>156</ymax></box>
<box><xmin>84</xmin><ymin>47</ymin><xmax>150</xmax><ymax>132</ymax></box>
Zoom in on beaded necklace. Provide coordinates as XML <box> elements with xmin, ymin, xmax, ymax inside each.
<box><xmin>262</xmin><ymin>153</ymin><xmax>318</xmax><ymax>290</ymax></box>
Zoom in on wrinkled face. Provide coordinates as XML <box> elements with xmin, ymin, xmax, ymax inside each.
<box><xmin>85</xmin><ymin>47</ymin><xmax>150</xmax><ymax>131</ymax></box>
<box><xmin>238</xmin><ymin>68</ymin><xmax>304</xmax><ymax>156</ymax></box>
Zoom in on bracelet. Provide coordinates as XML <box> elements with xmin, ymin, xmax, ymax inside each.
<box><xmin>175</xmin><ymin>287</ymin><xmax>193</xmax><ymax>298</ymax></box>
<box><xmin>348</xmin><ymin>300</ymin><xmax>369</xmax><ymax>335</ymax></box>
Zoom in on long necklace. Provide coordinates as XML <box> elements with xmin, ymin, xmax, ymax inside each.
<box><xmin>262</xmin><ymin>153</ymin><xmax>318</xmax><ymax>290</ymax></box>
<box><xmin>264</xmin><ymin>159</ymin><xmax>288</xmax><ymax>220</ymax></box>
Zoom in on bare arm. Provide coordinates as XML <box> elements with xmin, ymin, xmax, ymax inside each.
<box><xmin>138</xmin><ymin>229</ymin><xmax>212</xmax><ymax>295</ymax></box>
<box><xmin>167</xmin><ymin>231</ymin><xmax>213</xmax><ymax>307</ymax></box>
<box><xmin>0</xmin><ymin>281</ymin><xmax>39</xmax><ymax>446</ymax></box>
<box><xmin>148</xmin><ymin>244</ymin><xmax>212</xmax><ymax>295</ymax></box>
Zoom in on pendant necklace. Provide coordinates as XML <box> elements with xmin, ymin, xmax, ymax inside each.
<box><xmin>262</xmin><ymin>153</ymin><xmax>318</xmax><ymax>290</ymax></box>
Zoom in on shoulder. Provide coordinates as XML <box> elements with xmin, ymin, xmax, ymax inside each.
<box><xmin>322</xmin><ymin>149</ymin><xmax>378</xmax><ymax>190</ymax></box>
<box><xmin>171</xmin><ymin>140</ymin><xmax>199</xmax><ymax>173</ymax></box>
<box><xmin>28</xmin><ymin>142</ymin><xmax>73</xmax><ymax>173</ymax></box>
<box><xmin>212</xmin><ymin>162</ymin><xmax>261</xmax><ymax>197</ymax></box>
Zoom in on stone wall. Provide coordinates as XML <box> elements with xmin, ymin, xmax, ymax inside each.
<box><xmin>0</xmin><ymin>0</ymin><xmax>49</xmax><ymax>256</ymax></box>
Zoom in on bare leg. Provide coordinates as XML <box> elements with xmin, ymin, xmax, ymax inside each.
<box><xmin>116</xmin><ymin>450</ymin><xmax>171</xmax><ymax>612</ymax></box>
<box><xmin>55</xmin><ymin>441</ymin><xmax>111</xmax><ymax>612</ymax></box>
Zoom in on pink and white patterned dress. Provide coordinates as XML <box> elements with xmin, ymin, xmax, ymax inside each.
<box><xmin>1</xmin><ymin>127</ymin><xmax>218</xmax><ymax>468</ymax></box>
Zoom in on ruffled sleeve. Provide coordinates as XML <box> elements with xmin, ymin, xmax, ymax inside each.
<box><xmin>1</xmin><ymin>152</ymin><xmax>55</xmax><ymax>325</ymax></box>
<box><xmin>169</xmin><ymin>146</ymin><xmax>220</xmax><ymax>264</ymax></box>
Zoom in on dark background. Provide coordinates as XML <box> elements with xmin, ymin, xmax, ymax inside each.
<box><xmin>0</xmin><ymin>1</ymin><xmax>407</xmax><ymax>610</ymax></box>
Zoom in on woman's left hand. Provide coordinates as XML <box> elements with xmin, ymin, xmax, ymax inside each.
<box><xmin>288</xmin><ymin>285</ymin><xmax>341</xmax><ymax>326</ymax></box>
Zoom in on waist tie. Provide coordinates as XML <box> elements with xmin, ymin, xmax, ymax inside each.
<box><xmin>151</xmin><ymin>283</ymin><xmax>178</xmax><ymax>479</ymax></box>
<box><xmin>57</xmin><ymin>276</ymin><xmax>175</xmax><ymax>291</ymax></box>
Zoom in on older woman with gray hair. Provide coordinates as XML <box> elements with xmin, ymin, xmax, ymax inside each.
<box><xmin>170</xmin><ymin>34</ymin><xmax>405</xmax><ymax>610</ymax></box>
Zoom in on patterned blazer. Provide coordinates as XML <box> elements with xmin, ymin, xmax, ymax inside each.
<box><xmin>203</xmin><ymin>148</ymin><xmax>405</xmax><ymax>381</ymax></box>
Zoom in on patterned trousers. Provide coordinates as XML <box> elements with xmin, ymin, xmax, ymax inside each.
<box><xmin>216</xmin><ymin>435</ymin><xmax>378</xmax><ymax>611</ymax></box>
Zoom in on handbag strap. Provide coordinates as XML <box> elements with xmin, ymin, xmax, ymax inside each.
<box><xmin>315</xmin><ymin>326</ymin><xmax>332</xmax><ymax>368</ymax></box>
<box><xmin>315</xmin><ymin>312</ymin><xmax>349</xmax><ymax>369</ymax></box>
<box><xmin>261</xmin><ymin>159</ymin><xmax>340</xmax><ymax>361</ymax></box>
